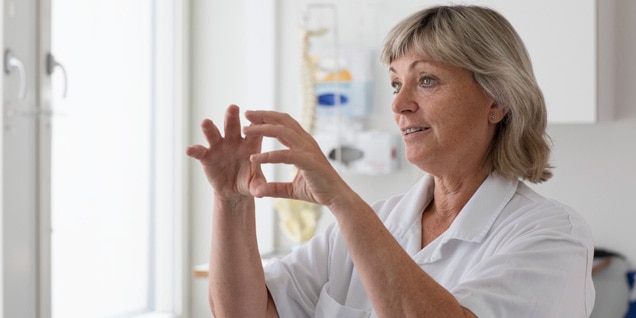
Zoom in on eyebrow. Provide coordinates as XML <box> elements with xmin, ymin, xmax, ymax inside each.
<box><xmin>389</xmin><ymin>59</ymin><xmax>430</xmax><ymax>74</ymax></box>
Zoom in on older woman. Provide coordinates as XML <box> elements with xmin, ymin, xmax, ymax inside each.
<box><xmin>187</xmin><ymin>5</ymin><xmax>595</xmax><ymax>317</ymax></box>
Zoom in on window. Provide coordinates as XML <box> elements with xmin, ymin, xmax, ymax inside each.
<box><xmin>49</xmin><ymin>1</ymin><xmax>186</xmax><ymax>316</ymax></box>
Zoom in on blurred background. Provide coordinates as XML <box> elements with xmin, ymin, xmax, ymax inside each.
<box><xmin>2</xmin><ymin>0</ymin><xmax>634</xmax><ymax>317</ymax></box>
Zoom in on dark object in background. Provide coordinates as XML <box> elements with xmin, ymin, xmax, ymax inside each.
<box><xmin>328</xmin><ymin>145</ymin><xmax>364</xmax><ymax>166</ymax></box>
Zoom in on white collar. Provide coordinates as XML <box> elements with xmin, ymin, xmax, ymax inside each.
<box><xmin>383</xmin><ymin>172</ymin><xmax>519</xmax><ymax>260</ymax></box>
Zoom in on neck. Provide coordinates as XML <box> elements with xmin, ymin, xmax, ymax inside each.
<box><xmin>430</xmin><ymin>170</ymin><xmax>489</xmax><ymax>218</ymax></box>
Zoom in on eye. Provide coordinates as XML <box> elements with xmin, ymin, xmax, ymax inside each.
<box><xmin>419</xmin><ymin>76</ymin><xmax>437</xmax><ymax>88</ymax></box>
<box><xmin>391</xmin><ymin>81</ymin><xmax>402</xmax><ymax>95</ymax></box>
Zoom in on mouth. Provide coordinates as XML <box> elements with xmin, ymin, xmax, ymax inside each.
<box><xmin>401</xmin><ymin>127</ymin><xmax>429</xmax><ymax>135</ymax></box>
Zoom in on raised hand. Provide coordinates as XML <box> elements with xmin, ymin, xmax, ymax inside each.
<box><xmin>186</xmin><ymin>105</ymin><xmax>266</xmax><ymax>201</ymax></box>
<box><xmin>243</xmin><ymin>110</ymin><xmax>348</xmax><ymax>208</ymax></box>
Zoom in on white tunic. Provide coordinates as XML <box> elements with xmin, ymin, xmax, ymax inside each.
<box><xmin>264</xmin><ymin>173</ymin><xmax>595</xmax><ymax>317</ymax></box>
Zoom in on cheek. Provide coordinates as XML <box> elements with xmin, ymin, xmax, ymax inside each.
<box><xmin>434</xmin><ymin>101</ymin><xmax>490</xmax><ymax>145</ymax></box>
<box><xmin>447</xmin><ymin>94</ymin><xmax>491</xmax><ymax>129</ymax></box>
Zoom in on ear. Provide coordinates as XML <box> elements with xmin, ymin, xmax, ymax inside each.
<box><xmin>487</xmin><ymin>102</ymin><xmax>506</xmax><ymax>124</ymax></box>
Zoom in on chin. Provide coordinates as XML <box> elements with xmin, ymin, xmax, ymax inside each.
<box><xmin>405</xmin><ymin>149</ymin><xmax>438</xmax><ymax>172</ymax></box>
<box><xmin>405</xmin><ymin>153</ymin><xmax>426</xmax><ymax>169</ymax></box>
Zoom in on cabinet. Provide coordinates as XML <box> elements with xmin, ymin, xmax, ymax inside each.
<box><xmin>467</xmin><ymin>0</ymin><xmax>614</xmax><ymax>123</ymax></box>
<box><xmin>280</xmin><ymin>0</ymin><xmax>614</xmax><ymax>124</ymax></box>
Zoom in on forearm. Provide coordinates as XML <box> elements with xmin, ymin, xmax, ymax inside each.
<box><xmin>329</xmin><ymin>192</ymin><xmax>474</xmax><ymax>318</ymax></box>
<box><xmin>208</xmin><ymin>195</ymin><xmax>270</xmax><ymax>317</ymax></box>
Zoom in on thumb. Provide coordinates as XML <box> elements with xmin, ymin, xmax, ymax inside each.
<box><xmin>248</xmin><ymin>164</ymin><xmax>268</xmax><ymax>198</ymax></box>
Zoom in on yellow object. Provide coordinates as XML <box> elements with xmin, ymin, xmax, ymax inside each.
<box><xmin>274</xmin><ymin>198</ymin><xmax>322</xmax><ymax>243</ymax></box>
<box><xmin>321</xmin><ymin>69</ymin><xmax>352</xmax><ymax>82</ymax></box>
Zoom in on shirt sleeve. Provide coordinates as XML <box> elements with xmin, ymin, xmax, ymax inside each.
<box><xmin>452</xmin><ymin>206</ymin><xmax>595</xmax><ymax>317</ymax></box>
<box><xmin>264</xmin><ymin>223</ymin><xmax>336</xmax><ymax>318</ymax></box>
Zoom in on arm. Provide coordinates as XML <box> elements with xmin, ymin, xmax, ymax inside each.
<box><xmin>329</xmin><ymin>193</ymin><xmax>476</xmax><ymax>318</ymax></box>
<box><xmin>244</xmin><ymin>110</ymin><xmax>475</xmax><ymax>317</ymax></box>
<box><xmin>187</xmin><ymin>105</ymin><xmax>278</xmax><ymax>317</ymax></box>
<box><xmin>208</xmin><ymin>196</ymin><xmax>279</xmax><ymax>317</ymax></box>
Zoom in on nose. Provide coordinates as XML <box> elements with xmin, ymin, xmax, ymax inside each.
<box><xmin>391</xmin><ymin>84</ymin><xmax>418</xmax><ymax>115</ymax></box>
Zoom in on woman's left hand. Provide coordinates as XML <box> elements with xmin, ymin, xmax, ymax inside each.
<box><xmin>243</xmin><ymin>110</ymin><xmax>347</xmax><ymax>207</ymax></box>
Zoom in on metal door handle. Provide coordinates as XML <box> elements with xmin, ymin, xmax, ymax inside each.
<box><xmin>4</xmin><ymin>49</ymin><xmax>27</xmax><ymax>100</ymax></box>
<box><xmin>46</xmin><ymin>53</ymin><xmax>68</xmax><ymax>98</ymax></box>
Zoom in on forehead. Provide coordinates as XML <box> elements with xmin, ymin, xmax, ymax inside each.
<box><xmin>388</xmin><ymin>51</ymin><xmax>462</xmax><ymax>75</ymax></box>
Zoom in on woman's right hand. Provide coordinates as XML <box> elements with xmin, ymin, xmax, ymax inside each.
<box><xmin>186</xmin><ymin>105</ymin><xmax>266</xmax><ymax>202</ymax></box>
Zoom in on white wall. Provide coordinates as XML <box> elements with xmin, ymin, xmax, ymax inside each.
<box><xmin>189</xmin><ymin>0</ymin><xmax>247</xmax><ymax>316</ymax></box>
<box><xmin>189</xmin><ymin>0</ymin><xmax>277</xmax><ymax>316</ymax></box>
<box><xmin>189</xmin><ymin>0</ymin><xmax>636</xmax><ymax>316</ymax></box>
<box><xmin>531</xmin><ymin>0</ymin><xmax>636</xmax><ymax>263</ymax></box>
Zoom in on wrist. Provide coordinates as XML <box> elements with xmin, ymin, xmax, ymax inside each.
<box><xmin>214</xmin><ymin>191</ymin><xmax>252</xmax><ymax>207</ymax></box>
<box><xmin>326</xmin><ymin>186</ymin><xmax>364</xmax><ymax>216</ymax></box>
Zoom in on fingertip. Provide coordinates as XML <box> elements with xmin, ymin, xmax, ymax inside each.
<box><xmin>227</xmin><ymin>104</ymin><xmax>240</xmax><ymax>114</ymax></box>
<box><xmin>201</xmin><ymin>118</ymin><xmax>213</xmax><ymax>127</ymax></box>
<box><xmin>243</xmin><ymin>109</ymin><xmax>258</xmax><ymax>122</ymax></box>
<box><xmin>185</xmin><ymin>145</ymin><xmax>205</xmax><ymax>159</ymax></box>
<box><xmin>251</xmin><ymin>183</ymin><xmax>267</xmax><ymax>199</ymax></box>
<box><xmin>201</xmin><ymin>119</ymin><xmax>218</xmax><ymax>136</ymax></box>
<box><xmin>185</xmin><ymin>147</ymin><xmax>196</xmax><ymax>158</ymax></box>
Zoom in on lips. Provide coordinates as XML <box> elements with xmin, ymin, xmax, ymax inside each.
<box><xmin>401</xmin><ymin>127</ymin><xmax>428</xmax><ymax>135</ymax></box>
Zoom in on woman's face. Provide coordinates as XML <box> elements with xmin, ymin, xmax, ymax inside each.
<box><xmin>389</xmin><ymin>50</ymin><xmax>502</xmax><ymax>176</ymax></box>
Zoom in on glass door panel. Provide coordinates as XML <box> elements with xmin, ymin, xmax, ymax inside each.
<box><xmin>50</xmin><ymin>1</ymin><xmax>153</xmax><ymax>316</ymax></box>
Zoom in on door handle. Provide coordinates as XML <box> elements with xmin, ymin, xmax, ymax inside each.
<box><xmin>46</xmin><ymin>53</ymin><xmax>68</xmax><ymax>98</ymax></box>
<box><xmin>4</xmin><ymin>49</ymin><xmax>27</xmax><ymax>100</ymax></box>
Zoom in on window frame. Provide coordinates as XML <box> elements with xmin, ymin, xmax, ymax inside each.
<box><xmin>149</xmin><ymin>0</ymin><xmax>189</xmax><ymax>315</ymax></box>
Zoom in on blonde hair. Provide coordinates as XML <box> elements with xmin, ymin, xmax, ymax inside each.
<box><xmin>381</xmin><ymin>5</ymin><xmax>552</xmax><ymax>183</ymax></box>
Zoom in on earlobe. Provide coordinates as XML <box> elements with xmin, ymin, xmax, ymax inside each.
<box><xmin>488</xmin><ymin>111</ymin><xmax>506</xmax><ymax>124</ymax></box>
<box><xmin>488</xmin><ymin>102</ymin><xmax>506</xmax><ymax>124</ymax></box>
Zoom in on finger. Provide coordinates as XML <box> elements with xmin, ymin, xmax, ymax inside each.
<box><xmin>250</xmin><ymin>149</ymin><xmax>296</xmax><ymax>165</ymax></box>
<box><xmin>186</xmin><ymin>144</ymin><xmax>209</xmax><ymax>160</ymax></box>
<box><xmin>245</xmin><ymin>110</ymin><xmax>304</xmax><ymax>131</ymax></box>
<box><xmin>201</xmin><ymin>119</ymin><xmax>222</xmax><ymax>147</ymax></box>
<box><xmin>243</xmin><ymin>123</ymin><xmax>301</xmax><ymax>148</ymax></box>
<box><xmin>247</xmin><ymin>164</ymin><xmax>267</xmax><ymax>195</ymax></box>
<box><xmin>224</xmin><ymin>104</ymin><xmax>243</xmax><ymax>141</ymax></box>
<box><xmin>244</xmin><ymin>134</ymin><xmax>263</xmax><ymax>153</ymax></box>
<box><xmin>251</xmin><ymin>150</ymin><xmax>324</xmax><ymax>178</ymax></box>
<box><xmin>251</xmin><ymin>181</ymin><xmax>294</xmax><ymax>199</ymax></box>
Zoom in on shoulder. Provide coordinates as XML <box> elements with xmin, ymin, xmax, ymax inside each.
<box><xmin>370</xmin><ymin>175</ymin><xmax>434</xmax><ymax>223</ymax></box>
<box><xmin>455</xmin><ymin>180</ymin><xmax>596</xmax><ymax>316</ymax></box>
<box><xmin>498</xmin><ymin>181</ymin><xmax>594</xmax><ymax>248</ymax></box>
<box><xmin>370</xmin><ymin>193</ymin><xmax>405</xmax><ymax>221</ymax></box>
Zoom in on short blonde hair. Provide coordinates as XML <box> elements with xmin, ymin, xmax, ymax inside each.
<box><xmin>381</xmin><ymin>5</ymin><xmax>552</xmax><ymax>183</ymax></box>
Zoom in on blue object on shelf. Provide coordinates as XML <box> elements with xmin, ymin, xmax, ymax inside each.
<box><xmin>317</xmin><ymin>93</ymin><xmax>349</xmax><ymax>106</ymax></box>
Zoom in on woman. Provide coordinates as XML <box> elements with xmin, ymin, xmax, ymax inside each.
<box><xmin>187</xmin><ymin>5</ymin><xmax>595</xmax><ymax>317</ymax></box>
